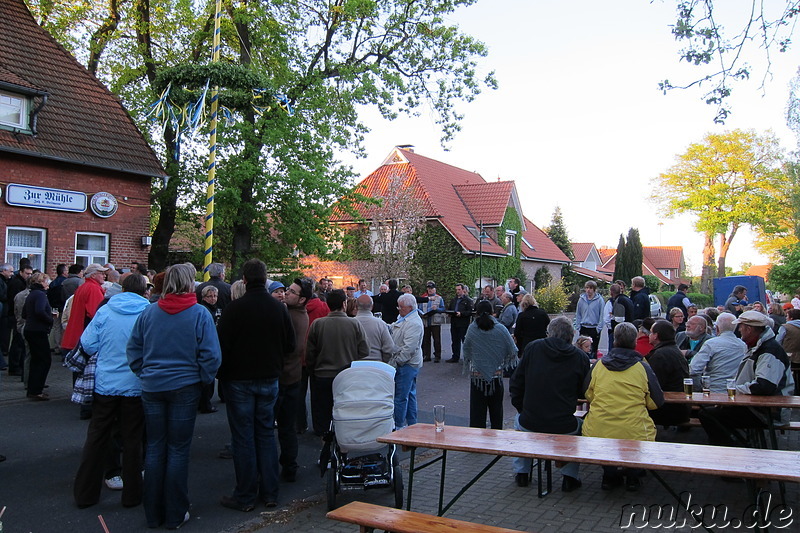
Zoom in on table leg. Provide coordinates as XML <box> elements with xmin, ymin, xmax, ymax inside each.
<box><xmin>648</xmin><ymin>470</ymin><xmax>714</xmax><ymax>533</ymax></box>
<box><xmin>438</xmin><ymin>450</ymin><xmax>447</xmax><ymax>516</ymax></box>
<box><xmin>406</xmin><ymin>447</ymin><xmax>416</xmax><ymax>511</ymax></box>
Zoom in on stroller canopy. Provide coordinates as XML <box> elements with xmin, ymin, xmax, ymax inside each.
<box><xmin>332</xmin><ymin>363</ymin><xmax>395</xmax><ymax>453</ymax></box>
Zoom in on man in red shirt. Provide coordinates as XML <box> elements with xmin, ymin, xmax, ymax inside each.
<box><xmin>62</xmin><ymin>263</ymin><xmax>108</xmax><ymax>351</ymax></box>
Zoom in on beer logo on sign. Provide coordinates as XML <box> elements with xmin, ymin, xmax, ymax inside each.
<box><xmin>90</xmin><ymin>192</ymin><xmax>118</xmax><ymax>218</ymax></box>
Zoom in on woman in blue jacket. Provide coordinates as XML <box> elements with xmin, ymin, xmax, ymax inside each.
<box><xmin>73</xmin><ymin>273</ymin><xmax>151</xmax><ymax>509</ymax></box>
<box><xmin>127</xmin><ymin>264</ymin><xmax>221</xmax><ymax>529</ymax></box>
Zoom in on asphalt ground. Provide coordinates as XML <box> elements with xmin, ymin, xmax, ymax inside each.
<box><xmin>1</xmin><ymin>321</ymin><xmax>798</xmax><ymax>533</ymax></box>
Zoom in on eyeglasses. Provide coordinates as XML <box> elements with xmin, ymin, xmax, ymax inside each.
<box><xmin>285</xmin><ymin>287</ymin><xmax>300</xmax><ymax>296</ymax></box>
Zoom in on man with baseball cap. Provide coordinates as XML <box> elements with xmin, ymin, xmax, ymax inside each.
<box><xmin>699</xmin><ymin>310</ymin><xmax>795</xmax><ymax>447</ymax></box>
<box><xmin>418</xmin><ymin>281</ymin><xmax>445</xmax><ymax>362</ymax></box>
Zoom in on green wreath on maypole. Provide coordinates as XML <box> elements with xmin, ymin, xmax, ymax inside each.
<box><xmin>147</xmin><ymin>62</ymin><xmax>294</xmax><ymax>279</ymax></box>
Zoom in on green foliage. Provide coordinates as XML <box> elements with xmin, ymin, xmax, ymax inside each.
<box><xmin>658</xmin><ymin>291</ymin><xmax>713</xmax><ymax>309</ymax></box>
<box><xmin>335</xmin><ymin>227</ymin><xmax>371</xmax><ymax>261</ymax></box>
<box><xmin>626</xmin><ymin>228</ymin><xmax>643</xmax><ymax>278</ymax></box>
<box><xmin>535</xmin><ymin>283</ymin><xmax>569</xmax><ymax>314</ymax></box>
<box><xmin>533</xmin><ymin>266</ymin><xmax>552</xmax><ymax>290</ymax></box>
<box><xmin>409</xmin><ymin>224</ymin><xmax>468</xmax><ymax>302</ymax></box>
<box><xmin>652</xmin><ymin>129</ymin><xmax>787</xmax><ymax>289</ymax></box>
<box><xmin>767</xmin><ymin>244</ymin><xmax>800</xmax><ymax>295</ymax></box>
<box><xmin>643</xmin><ymin>275</ymin><xmax>662</xmax><ymax>293</ymax></box>
<box><xmin>613</xmin><ymin>233</ymin><xmax>627</xmax><ymax>283</ymax></box>
<box><xmin>544</xmin><ymin>206</ymin><xmax>573</xmax><ymax>260</ymax></box>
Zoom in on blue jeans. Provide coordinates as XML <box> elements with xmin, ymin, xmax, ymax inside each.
<box><xmin>394</xmin><ymin>364</ymin><xmax>419</xmax><ymax>428</ymax></box>
<box><xmin>223</xmin><ymin>378</ymin><xmax>280</xmax><ymax>505</ymax></box>
<box><xmin>142</xmin><ymin>383</ymin><xmax>201</xmax><ymax>529</ymax></box>
<box><xmin>513</xmin><ymin>414</ymin><xmax>582</xmax><ymax>479</ymax></box>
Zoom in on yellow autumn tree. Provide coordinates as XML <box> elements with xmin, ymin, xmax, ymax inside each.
<box><xmin>651</xmin><ymin>129</ymin><xmax>787</xmax><ymax>293</ymax></box>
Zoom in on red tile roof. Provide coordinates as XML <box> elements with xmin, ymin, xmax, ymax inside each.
<box><xmin>642</xmin><ymin>246</ymin><xmax>683</xmax><ymax>270</ymax></box>
<box><xmin>0</xmin><ymin>0</ymin><xmax>164</xmax><ymax>178</ymax></box>
<box><xmin>571</xmin><ymin>243</ymin><xmax>596</xmax><ymax>263</ymax></box>
<box><xmin>520</xmin><ymin>216</ymin><xmax>571</xmax><ymax>263</ymax></box>
<box><xmin>572</xmin><ymin>266</ymin><xmax>613</xmax><ymax>283</ymax></box>
<box><xmin>453</xmin><ymin>181</ymin><xmax>514</xmax><ymax>226</ymax></box>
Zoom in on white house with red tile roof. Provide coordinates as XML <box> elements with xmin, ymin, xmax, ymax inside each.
<box><xmin>314</xmin><ymin>146</ymin><xmax>570</xmax><ymax>294</ymax></box>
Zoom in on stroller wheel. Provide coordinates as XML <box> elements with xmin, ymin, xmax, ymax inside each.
<box><xmin>393</xmin><ymin>465</ymin><xmax>404</xmax><ymax>509</ymax></box>
<box><xmin>326</xmin><ymin>457</ymin><xmax>339</xmax><ymax>511</ymax></box>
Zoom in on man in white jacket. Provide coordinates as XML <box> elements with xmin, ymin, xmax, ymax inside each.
<box><xmin>390</xmin><ymin>293</ymin><xmax>424</xmax><ymax>429</ymax></box>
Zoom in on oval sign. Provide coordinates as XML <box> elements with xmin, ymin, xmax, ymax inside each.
<box><xmin>90</xmin><ymin>192</ymin><xmax>118</xmax><ymax>218</ymax></box>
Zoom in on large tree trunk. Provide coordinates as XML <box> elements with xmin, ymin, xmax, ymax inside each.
<box><xmin>717</xmin><ymin>224</ymin><xmax>739</xmax><ymax>278</ymax></box>
<box><xmin>148</xmin><ymin>126</ymin><xmax>180</xmax><ymax>272</ymax></box>
<box><xmin>700</xmin><ymin>232</ymin><xmax>716</xmax><ymax>294</ymax></box>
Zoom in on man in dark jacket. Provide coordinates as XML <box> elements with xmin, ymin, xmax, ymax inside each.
<box><xmin>646</xmin><ymin>320</ymin><xmax>691</xmax><ymax>427</ymax></box>
<box><xmin>666</xmin><ymin>283</ymin><xmax>690</xmax><ymax>319</ymax></box>
<box><xmin>6</xmin><ymin>262</ymin><xmax>32</xmax><ymax>376</ymax></box>
<box><xmin>216</xmin><ymin>259</ymin><xmax>295</xmax><ymax>511</ymax></box>
<box><xmin>629</xmin><ymin>276</ymin><xmax>651</xmax><ymax>320</ymax></box>
<box><xmin>608</xmin><ymin>283</ymin><xmax>634</xmax><ymax>350</ymax></box>
<box><xmin>510</xmin><ymin>316</ymin><xmax>590</xmax><ymax>492</ymax></box>
<box><xmin>447</xmin><ymin>283</ymin><xmax>474</xmax><ymax>363</ymax></box>
<box><xmin>196</xmin><ymin>263</ymin><xmax>232</xmax><ymax>311</ymax></box>
<box><xmin>377</xmin><ymin>279</ymin><xmax>401</xmax><ymax>324</ymax></box>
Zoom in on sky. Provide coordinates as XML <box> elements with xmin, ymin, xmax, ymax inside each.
<box><xmin>341</xmin><ymin>0</ymin><xmax>799</xmax><ymax>276</ymax></box>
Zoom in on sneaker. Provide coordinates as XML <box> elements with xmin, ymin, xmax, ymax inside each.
<box><xmin>445</xmin><ymin>358</ymin><xmax>460</xmax><ymax>364</ymax></box>
<box><xmin>562</xmin><ymin>475</ymin><xmax>582</xmax><ymax>492</ymax></box>
<box><xmin>515</xmin><ymin>472</ymin><xmax>529</xmax><ymax>487</ymax></box>
<box><xmin>104</xmin><ymin>476</ymin><xmax>124</xmax><ymax>490</ymax></box>
<box><xmin>281</xmin><ymin>469</ymin><xmax>297</xmax><ymax>482</ymax></box>
<box><xmin>264</xmin><ymin>500</ymin><xmax>278</xmax><ymax>509</ymax></box>
<box><xmin>220</xmin><ymin>495</ymin><xmax>254</xmax><ymax>512</ymax></box>
<box><xmin>167</xmin><ymin>511</ymin><xmax>190</xmax><ymax>530</ymax></box>
<box><xmin>601</xmin><ymin>474</ymin><xmax>623</xmax><ymax>491</ymax></box>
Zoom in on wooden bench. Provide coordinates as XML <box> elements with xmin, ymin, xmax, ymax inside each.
<box><xmin>678</xmin><ymin>418</ymin><xmax>800</xmax><ymax>430</ymax></box>
<box><xmin>327</xmin><ymin>501</ymin><xmax>525</xmax><ymax>533</ymax></box>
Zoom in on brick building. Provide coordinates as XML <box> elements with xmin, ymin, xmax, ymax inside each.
<box><xmin>0</xmin><ymin>0</ymin><xmax>164</xmax><ymax>276</ymax></box>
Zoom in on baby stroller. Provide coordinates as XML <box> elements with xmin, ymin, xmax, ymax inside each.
<box><xmin>324</xmin><ymin>360</ymin><xmax>403</xmax><ymax>511</ymax></box>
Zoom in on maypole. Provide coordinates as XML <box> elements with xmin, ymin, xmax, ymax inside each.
<box><xmin>203</xmin><ymin>0</ymin><xmax>223</xmax><ymax>281</ymax></box>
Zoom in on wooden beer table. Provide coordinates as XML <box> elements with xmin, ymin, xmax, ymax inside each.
<box><xmin>378</xmin><ymin>424</ymin><xmax>800</xmax><ymax>532</ymax></box>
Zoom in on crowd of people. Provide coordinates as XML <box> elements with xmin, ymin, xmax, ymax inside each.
<box><xmin>1</xmin><ymin>262</ymin><xmax>797</xmax><ymax>520</ymax></box>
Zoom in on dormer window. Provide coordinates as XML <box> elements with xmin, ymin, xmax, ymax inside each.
<box><xmin>0</xmin><ymin>90</ymin><xmax>29</xmax><ymax>130</ymax></box>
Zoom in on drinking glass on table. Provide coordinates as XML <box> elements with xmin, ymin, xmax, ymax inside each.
<box><xmin>727</xmin><ymin>379</ymin><xmax>737</xmax><ymax>400</ymax></box>
<box><xmin>683</xmin><ymin>378</ymin><xmax>693</xmax><ymax>399</ymax></box>
<box><xmin>701</xmin><ymin>375</ymin><xmax>710</xmax><ymax>396</ymax></box>
<box><xmin>433</xmin><ymin>405</ymin><xmax>445</xmax><ymax>432</ymax></box>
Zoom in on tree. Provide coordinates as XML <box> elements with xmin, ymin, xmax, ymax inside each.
<box><xmin>662</xmin><ymin>1</ymin><xmax>800</xmax><ymax>123</ymax></box>
<box><xmin>613</xmin><ymin>233</ymin><xmax>628</xmax><ymax>283</ymax></box>
<box><xmin>626</xmin><ymin>227</ymin><xmax>643</xmax><ymax>280</ymax></box>
<box><xmin>651</xmin><ymin>129</ymin><xmax>787</xmax><ymax>293</ymax></box>
<box><xmin>533</xmin><ymin>266</ymin><xmax>552</xmax><ymax>290</ymax></box>
<box><xmin>768</xmin><ymin>243</ymin><xmax>800</xmax><ymax>295</ymax></box>
<box><xmin>544</xmin><ymin>206</ymin><xmax>574</xmax><ymax>260</ymax></box>
<box><xmin>362</xmin><ymin>171</ymin><xmax>427</xmax><ymax>282</ymax></box>
<box><xmin>27</xmin><ymin>0</ymin><xmax>496</xmax><ymax>274</ymax></box>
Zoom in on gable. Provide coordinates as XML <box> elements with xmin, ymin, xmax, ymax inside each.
<box><xmin>0</xmin><ymin>0</ymin><xmax>164</xmax><ymax>178</ymax></box>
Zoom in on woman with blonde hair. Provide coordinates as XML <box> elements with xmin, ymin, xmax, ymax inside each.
<box><xmin>514</xmin><ymin>293</ymin><xmax>550</xmax><ymax>354</ymax></box>
<box><xmin>127</xmin><ymin>263</ymin><xmax>221</xmax><ymax>529</ymax></box>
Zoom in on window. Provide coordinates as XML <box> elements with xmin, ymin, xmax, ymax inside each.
<box><xmin>660</xmin><ymin>269</ymin><xmax>671</xmax><ymax>279</ymax></box>
<box><xmin>75</xmin><ymin>232</ymin><xmax>109</xmax><ymax>266</ymax></box>
<box><xmin>505</xmin><ymin>230</ymin><xmax>517</xmax><ymax>256</ymax></box>
<box><xmin>5</xmin><ymin>227</ymin><xmax>45</xmax><ymax>270</ymax></box>
<box><xmin>0</xmin><ymin>90</ymin><xmax>29</xmax><ymax>130</ymax></box>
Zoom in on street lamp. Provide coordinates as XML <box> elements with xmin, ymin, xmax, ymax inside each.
<box><xmin>478</xmin><ymin>221</ymin><xmax>489</xmax><ymax>296</ymax></box>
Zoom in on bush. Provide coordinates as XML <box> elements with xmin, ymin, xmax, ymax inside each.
<box><xmin>643</xmin><ymin>275</ymin><xmax>661</xmax><ymax>293</ymax></box>
<box><xmin>656</xmin><ymin>291</ymin><xmax>713</xmax><ymax>310</ymax></box>
<box><xmin>536</xmin><ymin>283</ymin><xmax>569</xmax><ymax>314</ymax></box>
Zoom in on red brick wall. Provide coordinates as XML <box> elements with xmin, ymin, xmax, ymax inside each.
<box><xmin>0</xmin><ymin>153</ymin><xmax>151</xmax><ymax>278</ymax></box>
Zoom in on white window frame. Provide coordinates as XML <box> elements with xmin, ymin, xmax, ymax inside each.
<box><xmin>75</xmin><ymin>232</ymin><xmax>109</xmax><ymax>267</ymax></box>
<box><xmin>660</xmin><ymin>269</ymin><xmax>671</xmax><ymax>279</ymax></box>
<box><xmin>505</xmin><ymin>230</ymin><xmax>517</xmax><ymax>256</ymax></box>
<box><xmin>0</xmin><ymin>90</ymin><xmax>29</xmax><ymax>130</ymax></box>
<box><xmin>5</xmin><ymin>226</ymin><xmax>46</xmax><ymax>270</ymax></box>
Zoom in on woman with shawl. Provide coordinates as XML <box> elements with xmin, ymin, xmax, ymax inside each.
<box><xmin>462</xmin><ymin>300</ymin><xmax>518</xmax><ymax>429</ymax></box>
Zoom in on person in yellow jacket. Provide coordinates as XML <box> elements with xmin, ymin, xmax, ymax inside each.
<box><xmin>582</xmin><ymin>322</ymin><xmax>664</xmax><ymax>492</ymax></box>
